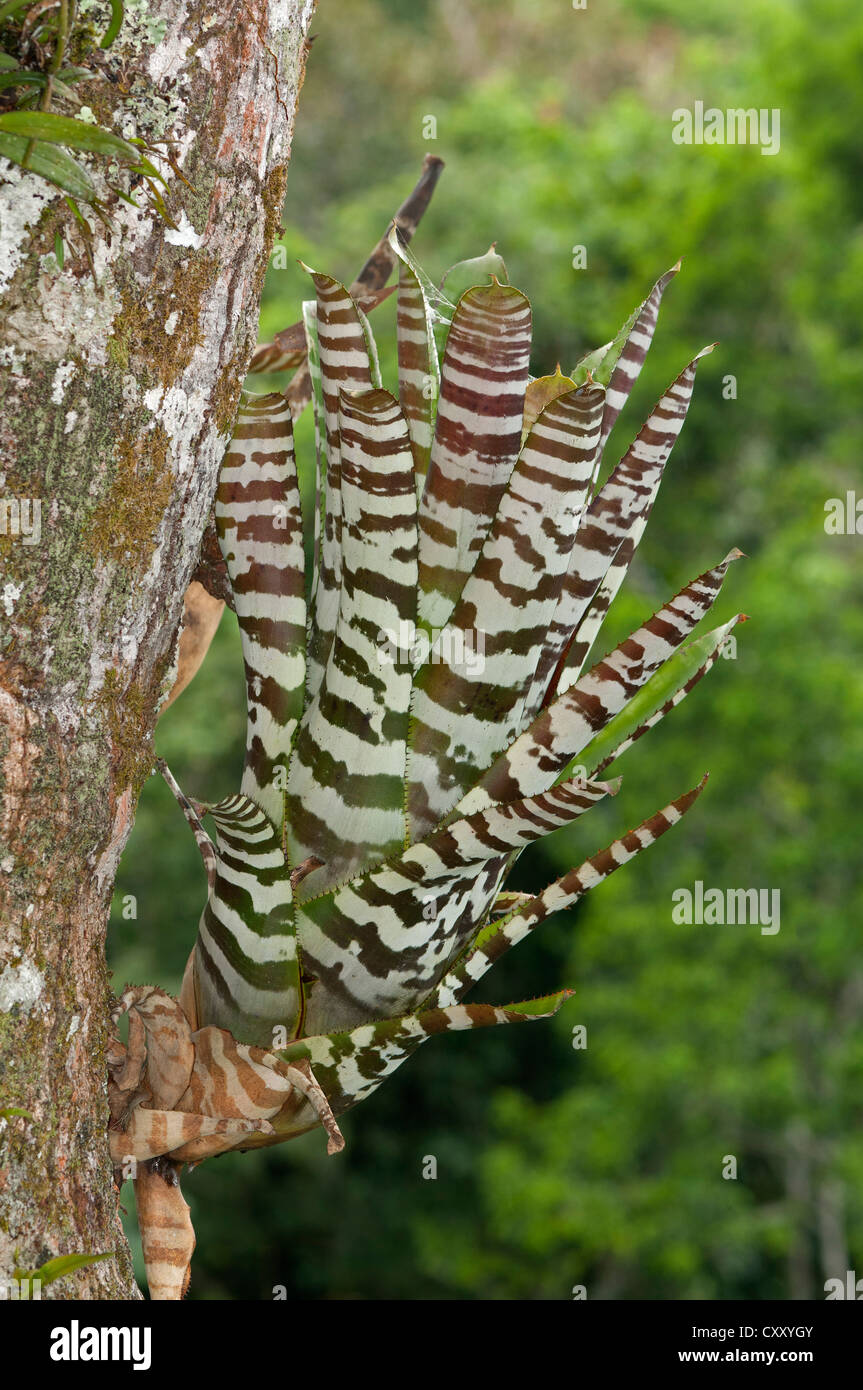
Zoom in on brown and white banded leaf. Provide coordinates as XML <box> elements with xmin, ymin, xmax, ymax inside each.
<box><xmin>304</xmin><ymin>268</ymin><xmax>376</xmax><ymax>700</ymax></box>
<box><xmin>193</xmin><ymin>795</ymin><xmax>299</xmax><ymax>1050</ymax></box>
<box><xmin>389</xmin><ymin>224</ymin><xmax>441</xmax><ymax>495</ymax></box>
<box><xmin>527</xmin><ymin>347</ymin><xmax>713</xmax><ymax>714</ymax></box>
<box><xmin>407</xmin><ymin>383</ymin><xmax>606</xmax><ymax>837</ymax></box>
<box><xmin>460</xmin><ymin>550</ymin><xmax>740</xmax><ymax>814</ymax></box>
<box><xmin>418</xmin><ymin>280</ymin><xmax>532</xmax><ymax>629</ymax></box>
<box><xmin>286</xmin><ymin>389</ymin><xmax>418</xmax><ymax>895</ymax></box>
<box><xmin>428</xmin><ymin>777</ymin><xmax>707</xmax><ymax>1007</ymax></box>
<box><xmin>283</xmin><ymin>988</ymin><xmax>572</xmax><ymax>1114</ymax></box>
<box><xmin>596</xmin><ymin>261</ymin><xmax>681</xmax><ymax>451</ymax></box>
<box><xmin>216</xmin><ymin>392</ymin><xmax>306</xmax><ymax>825</ymax></box>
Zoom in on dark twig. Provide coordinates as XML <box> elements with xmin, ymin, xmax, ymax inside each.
<box><xmin>249</xmin><ymin>152</ymin><xmax>445</xmax><ymax>384</ymax></box>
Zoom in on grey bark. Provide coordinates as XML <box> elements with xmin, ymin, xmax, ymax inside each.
<box><xmin>0</xmin><ymin>0</ymin><xmax>315</xmax><ymax>1299</ymax></box>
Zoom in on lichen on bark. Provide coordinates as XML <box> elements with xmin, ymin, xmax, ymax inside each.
<box><xmin>0</xmin><ymin>0</ymin><xmax>316</xmax><ymax>1298</ymax></box>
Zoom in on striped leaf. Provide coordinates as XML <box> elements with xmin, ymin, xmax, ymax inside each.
<box><xmin>418</xmin><ymin>280</ymin><xmax>532</xmax><ymax>630</ymax></box>
<box><xmin>407</xmin><ymin>382</ymin><xmax>606</xmax><ymax>838</ymax></box>
<box><xmin>192</xmin><ymin>795</ymin><xmax>300</xmax><ymax>1049</ymax></box>
<box><xmin>111</xmin><ymin>1108</ymin><xmax>270</xmax><ymax>1165</ymax></box>
<box><xmin>303</xmin><ymin>298</ymin><xmax>326</xmax><ymax>598</ymax></box>
<box><xmin>247</xmin><ymin>341</ymin><xmax>307</xmax><ymax>375</ymax></box>
<box><xmin>281</xmin><ymin>988</ymin><xmax>572</xmax><ymax>1114</ymax></box>
<box><xmin>458</xmin><ymin>550</ymin><xmax>740</xmax><ymax>815</ymax></box>
<box><xmin>303</xmin><ymin>267</ymin><xmax>376</xmax><ymax>702</ymax></box>
<box><xmin>417</xmin><ymin>774</ymin><xmax>619</xmax><ymax>866</ymax></box>
<box><xmin>294</xmin><ymin>775</ymin><xmax>613</xmax><ymax>1035</ymax></box>
<box><xmin>567</xmin><ymin>614</ymin><xmax>746</xmax><ymax>781</ymax></box>
<box><xmin>595</xmin><ymin>261</ymin><xmax>681</xmax><ymax>450</ymax></box>
<box><xmin>215</xmin><ymin>393</ymin><xmax>306</xmax><ymax>827</ymax></box>
<box><xmin>428</xmin><ymin>777</ymin><xmax>707</xmax><ymax>1008</ymax></box>
<box><xmin>389</xmin><ymin>224</ymin><xmax>441</xmax><ymax>495</ymax></box>
<box><xmin>285</xmin><ymin>389</ymin><xmax>418</xmax><ymax>895</ymax></box>
<box><xmin>249</xmin><ymin>286</ymin><xmax>394</xmax><ymax>377</ymax></box>
<box><xmin>527</xmin><ymin>346</ymin><xmax>713</xmax><ymax>714</ymax></box>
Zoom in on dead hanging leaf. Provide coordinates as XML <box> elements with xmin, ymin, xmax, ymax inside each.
<box><xmin>249</xmin><ymin>152</ymin><xmax>444</xmax><ymax>378</ymax></box>
<box><xmin>133</xmin><ymin>1159</ymin><xmax>195</xmax><ymax>1301</ymax></box>
<box><xmin>286</xmin><ymin>359</ymin><xmax>312</xmax><ymax>420</ymax></box>
<box><xmin>179</xmin><ymin>948</ymin><xmax>199</xmax><ymax>1030</ymax></box>
<box><xmin>113</xmin><ymin>1005</ymin><xmax>147</xmax><ymax>1096</ymax></box>
<box><xmin>161</xmin><ymin>581</ymin><xmax>224</xmax><ymax>712</ymax></box>
<box><xmin>121</xmin><ymin>984</ymin><xmax>196</xmax><ymax>1109</ymax></box>
<box><xmin>111</xmin><ymin>1109</ymin><xmax>270</xmax><ymax>1165</ymax></box>
<box><xmin>350</xmin><ymin>152</ymin><xmax>445</xmax><ymax>297</ymax></box>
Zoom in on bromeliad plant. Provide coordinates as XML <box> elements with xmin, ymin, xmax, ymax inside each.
<box><xmin>108</xmin><ymin>214</ymin><xmax>744</xmax><ymax>1299</ymax></box>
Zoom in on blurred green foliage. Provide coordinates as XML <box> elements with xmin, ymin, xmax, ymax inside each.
<box><xmin>109</xmin><ymin>0</ymin><xmax>863</xmax><ymax>1299</ymax></box>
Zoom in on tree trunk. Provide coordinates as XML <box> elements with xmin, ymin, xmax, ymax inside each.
<box><xmin>0</xmin><ymin>0</ymin><xmax>315</xmax><ymax>1299</ymax></box>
